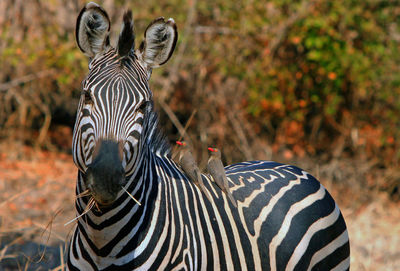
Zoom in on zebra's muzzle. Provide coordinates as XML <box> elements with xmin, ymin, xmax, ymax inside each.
<box><xmin>84</xmin><ymin>140</ymin><xmax>125</xmax><ymax>206</ymax></box>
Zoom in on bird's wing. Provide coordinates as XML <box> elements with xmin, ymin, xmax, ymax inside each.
<box><xmin>207</xmin><ymin>160</ymin><xmax>224</xmax><ymax>188</ymax></box>
<box><xmin>212</xmin><ymin>159</ymin><xmax>227</xmax><ymax>178</ymax></box>
<box><xmin>181</xmin><ymin>152</ymin><xmax>201</xmax><ymax>182</ymax></box>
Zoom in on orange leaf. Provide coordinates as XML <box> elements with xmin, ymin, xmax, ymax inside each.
<box><xmin>328</xmin><ymin>72</ymin><xmax>337</xmax><ymax>80</ymax></box>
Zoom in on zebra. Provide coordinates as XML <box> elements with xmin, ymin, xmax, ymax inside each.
<box><xmin>67</xmin><ymin>2</ymin><xmax>350</xmax><ymax>270</ymax></box>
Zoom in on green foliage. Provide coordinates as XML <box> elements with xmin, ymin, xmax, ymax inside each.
<box><xmin>185</xmin><ymin>0</ymin><xmax>400</xmax><ymax>165</ymax></box>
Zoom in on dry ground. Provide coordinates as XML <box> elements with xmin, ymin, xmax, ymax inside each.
<box><xmin>0</xmin><ymin>144</ymin><xmax>398</xmax><ymax>270</ymax></box>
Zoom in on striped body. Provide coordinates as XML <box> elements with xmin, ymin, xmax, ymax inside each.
<box><xmin>67</xmin><ymin>3</ymin><xmax>350</xmax><ymax>270</ymax></box>
<box><xmin>68</xmin><ymin>152</ymin><xmax>350</xmax><ymax>270</ymax></box>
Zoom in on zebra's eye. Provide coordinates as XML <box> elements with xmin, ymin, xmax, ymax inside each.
<box><xmin>83</xmin><ymin>91</ymin><xmax>93</xmax><ymax>104</ymax></box>
<box><xmin>138</xmin><ymin>101</ymin><xmax>148</xmax><ymax>112</ymax></box>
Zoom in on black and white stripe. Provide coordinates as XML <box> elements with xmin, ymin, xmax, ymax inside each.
<box><xmin>68</xmin><ymin>139</ymin><xmax>350</xmax><ymax>270</ymax></box>
<box><xmin>67</xmin><ymin>3</ymin><xmax>350</xmax><ymax>270</ymax></box>
<box><xmin>72</xmin><ymin>49</ymin><xmax>149</xmax><ymax>174</ymax></box>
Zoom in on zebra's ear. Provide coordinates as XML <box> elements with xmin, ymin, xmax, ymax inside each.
<box><xmin>76</xmin><ymin>2</ymin><xmax>111</xmax><ymax>58</ymax></box>
<box><xmin>138</xmin><ymin>17</ymin><xmax>177</xmax><ymax>68</ymax></box>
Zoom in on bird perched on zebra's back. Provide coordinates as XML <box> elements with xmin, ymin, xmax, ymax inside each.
<box><xmin>175</xmin><ymin>141</ymin><xmax>212</xmax><ymax>201</ymax></box>
<box><xmin>207</xmin><ymin>147</ymin><xmax>237</xmax><ymax>207</ymax></box>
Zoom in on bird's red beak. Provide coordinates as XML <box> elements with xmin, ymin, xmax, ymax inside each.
<box><xmin>176</xmin><ymin>141</ymin><xmax>183</xmax><ymax>146</ymax></box>
<box><xmin>208</xmin><ymin>147</ymin><xmax>215</xmax><ymax>152</ymax></box>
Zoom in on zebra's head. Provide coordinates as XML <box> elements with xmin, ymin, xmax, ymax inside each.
<box><xmin>72</xmin><ymin>2</ymin><xmax>177</xmax><ymax>206</ymax></box>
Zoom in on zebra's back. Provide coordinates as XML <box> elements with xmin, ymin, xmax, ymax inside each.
<box><xmin>193</xmin><ymin>160</ymin><xmax>350</xmax><ymax>270</ymax></box>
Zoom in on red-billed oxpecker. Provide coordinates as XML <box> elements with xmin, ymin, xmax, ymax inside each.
<box><xmin>175</xmin><ymin>141</ymin><xmax>212</xmax><ymax>201</ymax></box>
<box><xmin>207</xmin><ymin>147</ymin><xmax>237</xmax><ymax>207</ymax></box>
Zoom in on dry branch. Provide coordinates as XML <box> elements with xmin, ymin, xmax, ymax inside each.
<box><xmin>154</xmin><ymin>0</ymin><xmax>199</xmax><ymax>148</ymax></box>
<box><xmin>227</xmin><ymin>111</ymin><xmax>253</xmax><ymax>160</ymax></box>
<box><xmin>194</xmin><ymin>26</ymin><xmax>236</xmax><ymax>35</ymax></box>
<box><xmin>158</xmin><ymin>0</ymin><xmax>198</xmax><ymax>102</ymax></box>
<box><xmin>157</xmin><ymin>98</ymin><xmax>194</xmax><ymax>148</ymax></box>
<box><xmin>0</xmin><ymin>70</ymin><xmax>56</xmax><ymax>92</ymax></box>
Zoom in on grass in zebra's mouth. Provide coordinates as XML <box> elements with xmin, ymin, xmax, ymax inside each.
<box><xmin>63</xmin><ymin>185</ymin><xmax>141</xmax><ymax>227</ymax></box>
<box><xmin>74</xmin><ymin>188</ymin><xmax>102</xmax><ymax>212</ymax></box>
<box><xmin>75</xmin><ymin>189</ymin><xmax>91</xmax><ymax>199</ymax></box>
<box><xmin>121</xmin><ymin>186</ymin><xmax>141</xmax><ymax>206</ymax></box>
<box><xmin>76</xmin><ymin>188</ymin><xmax>101</xmax><ymax>209</ymax></box>
<box><xmin>64</xmin><ymin>197</ymin><xmax>97</xmax><ymax>226</ymax></box>
<box><xmin>77</xmin><ymin>185</ymin><xmax>141</xmax><ymax>208</ymax></box>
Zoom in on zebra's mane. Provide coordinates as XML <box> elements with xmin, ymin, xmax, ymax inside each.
<box><xmin>142</xmin><ymin>101</ymin><xmax>171</xmax><ymax>157</ymax></box>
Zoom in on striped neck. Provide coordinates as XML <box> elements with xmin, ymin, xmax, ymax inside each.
<box><xmin>71</xmin><ymin>109</ymin><xmax>172</xmax><ymax>264</ymax></box>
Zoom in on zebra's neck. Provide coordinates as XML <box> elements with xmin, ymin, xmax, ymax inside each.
<box><xmin>71</xmin><ymin>108</ymin><xmax>222</xmax><ymax>269</ymax></box>
<box><xmin>73</xmin><ymin>156</ymin><xmax>164</xmax><ymax>264</ymax></box>
<box><xmin>140</xmin><ymin>103</ymin><xmax>171</xmax><ymax>158</ymax></box>
<box><xmin>71</xmin><ymin>132</ymin><xmax>238</xmax><ymax>269</ymax></box>
<box><xmin>72</xmin><ymin>109</ymin><xmax>175</xmax><ymax>263</ymax></box>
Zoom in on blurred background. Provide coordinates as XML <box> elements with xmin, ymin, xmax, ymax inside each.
<box><xmin>0</xmin><ymin>0</ymin><xmax>399</xmax><ymax>270</ymax></box>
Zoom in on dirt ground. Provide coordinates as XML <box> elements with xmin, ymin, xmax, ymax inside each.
<box><xmin>0</xmin><ymin>144</ymin><xmax>399</xmax><ymax>270</ymax></box>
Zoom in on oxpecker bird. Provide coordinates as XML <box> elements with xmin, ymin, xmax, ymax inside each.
<box><xmin>207</xmin><ymin>147</ymin><xmax>237</xmax><ymax>207</ymax></box>
<box><xmin>175</xmin><ymin>141</ymin><xmax>212</xmax><ymax>202</ymax></box>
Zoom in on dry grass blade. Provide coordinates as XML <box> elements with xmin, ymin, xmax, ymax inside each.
<box><xmin>32</xmin><ymin>221</ymin><xmax>64</xmax><ymax>242</ymax></box>
<box><xmin>59</xmin><ymin>244</ymin><xmax>65</xmax><ymax>271</ymax></box>
<box><xmin>75</xmin><ymin>189</ymin><xmax>91</xmax><ymax>199</ymax></box>
<box><xmin>30</xmin><ymin>208</ymin><xmax>63</xmax><ymax>264</ymax></box>
<box><xmin>122</xmin><ymin>186</ymin><xmax>141</xmax><ymax>206</ymax></box>
<box><xmin>0</xmin><ymin>245</ymin><xmax>18</xmax><ymax>262</ymax></box>
<box><xmin>0</xmin><ymin>69</ymin><xmax>56</xmax><ymax>92</ymax></box>
<box><xmin>94</xmin><ymin>201</ymin><xmax>101</xmax><ymax>212</ymax></box>
<box><xmin>64</xmin><ymin>198</ymin><xmax>95</xmax><ymax>226</ymax></box>
<box><xmin>49</xmin><ymin>245</ymin><xmax>65</xmax><ymax>271</ymax></box>
<box><xmin>0</xmin><ymin>189</ymin><xmax>31</xmax><ymax>207</ymax></box>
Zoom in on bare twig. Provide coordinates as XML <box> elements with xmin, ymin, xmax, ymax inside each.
<box><xmin>24</xmin><ymin>89</ymin><xmax>52</xmax><ymax>146</ymax></box>
<box><xmin>163</xmin><ymin>0</ymin><xmax>198</xmax><ymax>94</ymax></box>
<box><xmin>194</xmin><ymin>25</ymin><xmax>236</xmax><ymax>35</ymax></box>
<box><xmin>157</xmin><ymin>0</ymin><xmax>198</xmax><ymax>102</ymax></box>
<box><xmin>178</xmin><ymin>109</ymin><xmax>197</xmax><ymax>143</ymax></box>
<box><xmin>0</xmin><ymin>245</ymin><xmax>18</xmax><ymax>262</ymax></box>
<box><xmin>155</xmin><ymin>0</ymin><xmax>199</xmax><ymax>145</ymax></box>
<box><xmin>0</xmin><ymin>175</ymin><xmax>57</xmax><ymax>210</ymax></box>
<box><xmin>59</xmin><ymin>244</ymin><xmax>65</xmax><ymax>271</ymax></box>
<box><xmin>37</xmin><ymin>106</ymin><xmax>51</xmax><ymax>146</ymax></box>
<box><xmin>171</xmin><ymin>109</ymin><xmax>197</xmax><ymax>160</ymax></box>
<box><xmin>227</xmin><ymin>112</ymin><xmax>253</xmax><ymax>160</ymax></box>
<box><xmin>32</xmin><ymin>221</ymin><xmax>64</xmax><ymax>242</ymax></box>
<box><xmin>49</xmin><ymin>244</ymin><xmax>65</xmax><ymax>271</ymax></box>
<box><xmin>31</xmin><ymin>208</ymin><xmax>64</xmax><ymax>264</ymax></box>
<box><xmin>0</xmin><ymin>189</ymin><xmax>31</xmax><ymax>207</ymax></box>
<box><xmin>158</xmin><ymin>99</ymin><xmax>194</xmax><ymax>148</ymax></box>
<box><xmin>0</xmin><ymin>69</ymin><xmax>55</xmax><ymax>92</ymax></box>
